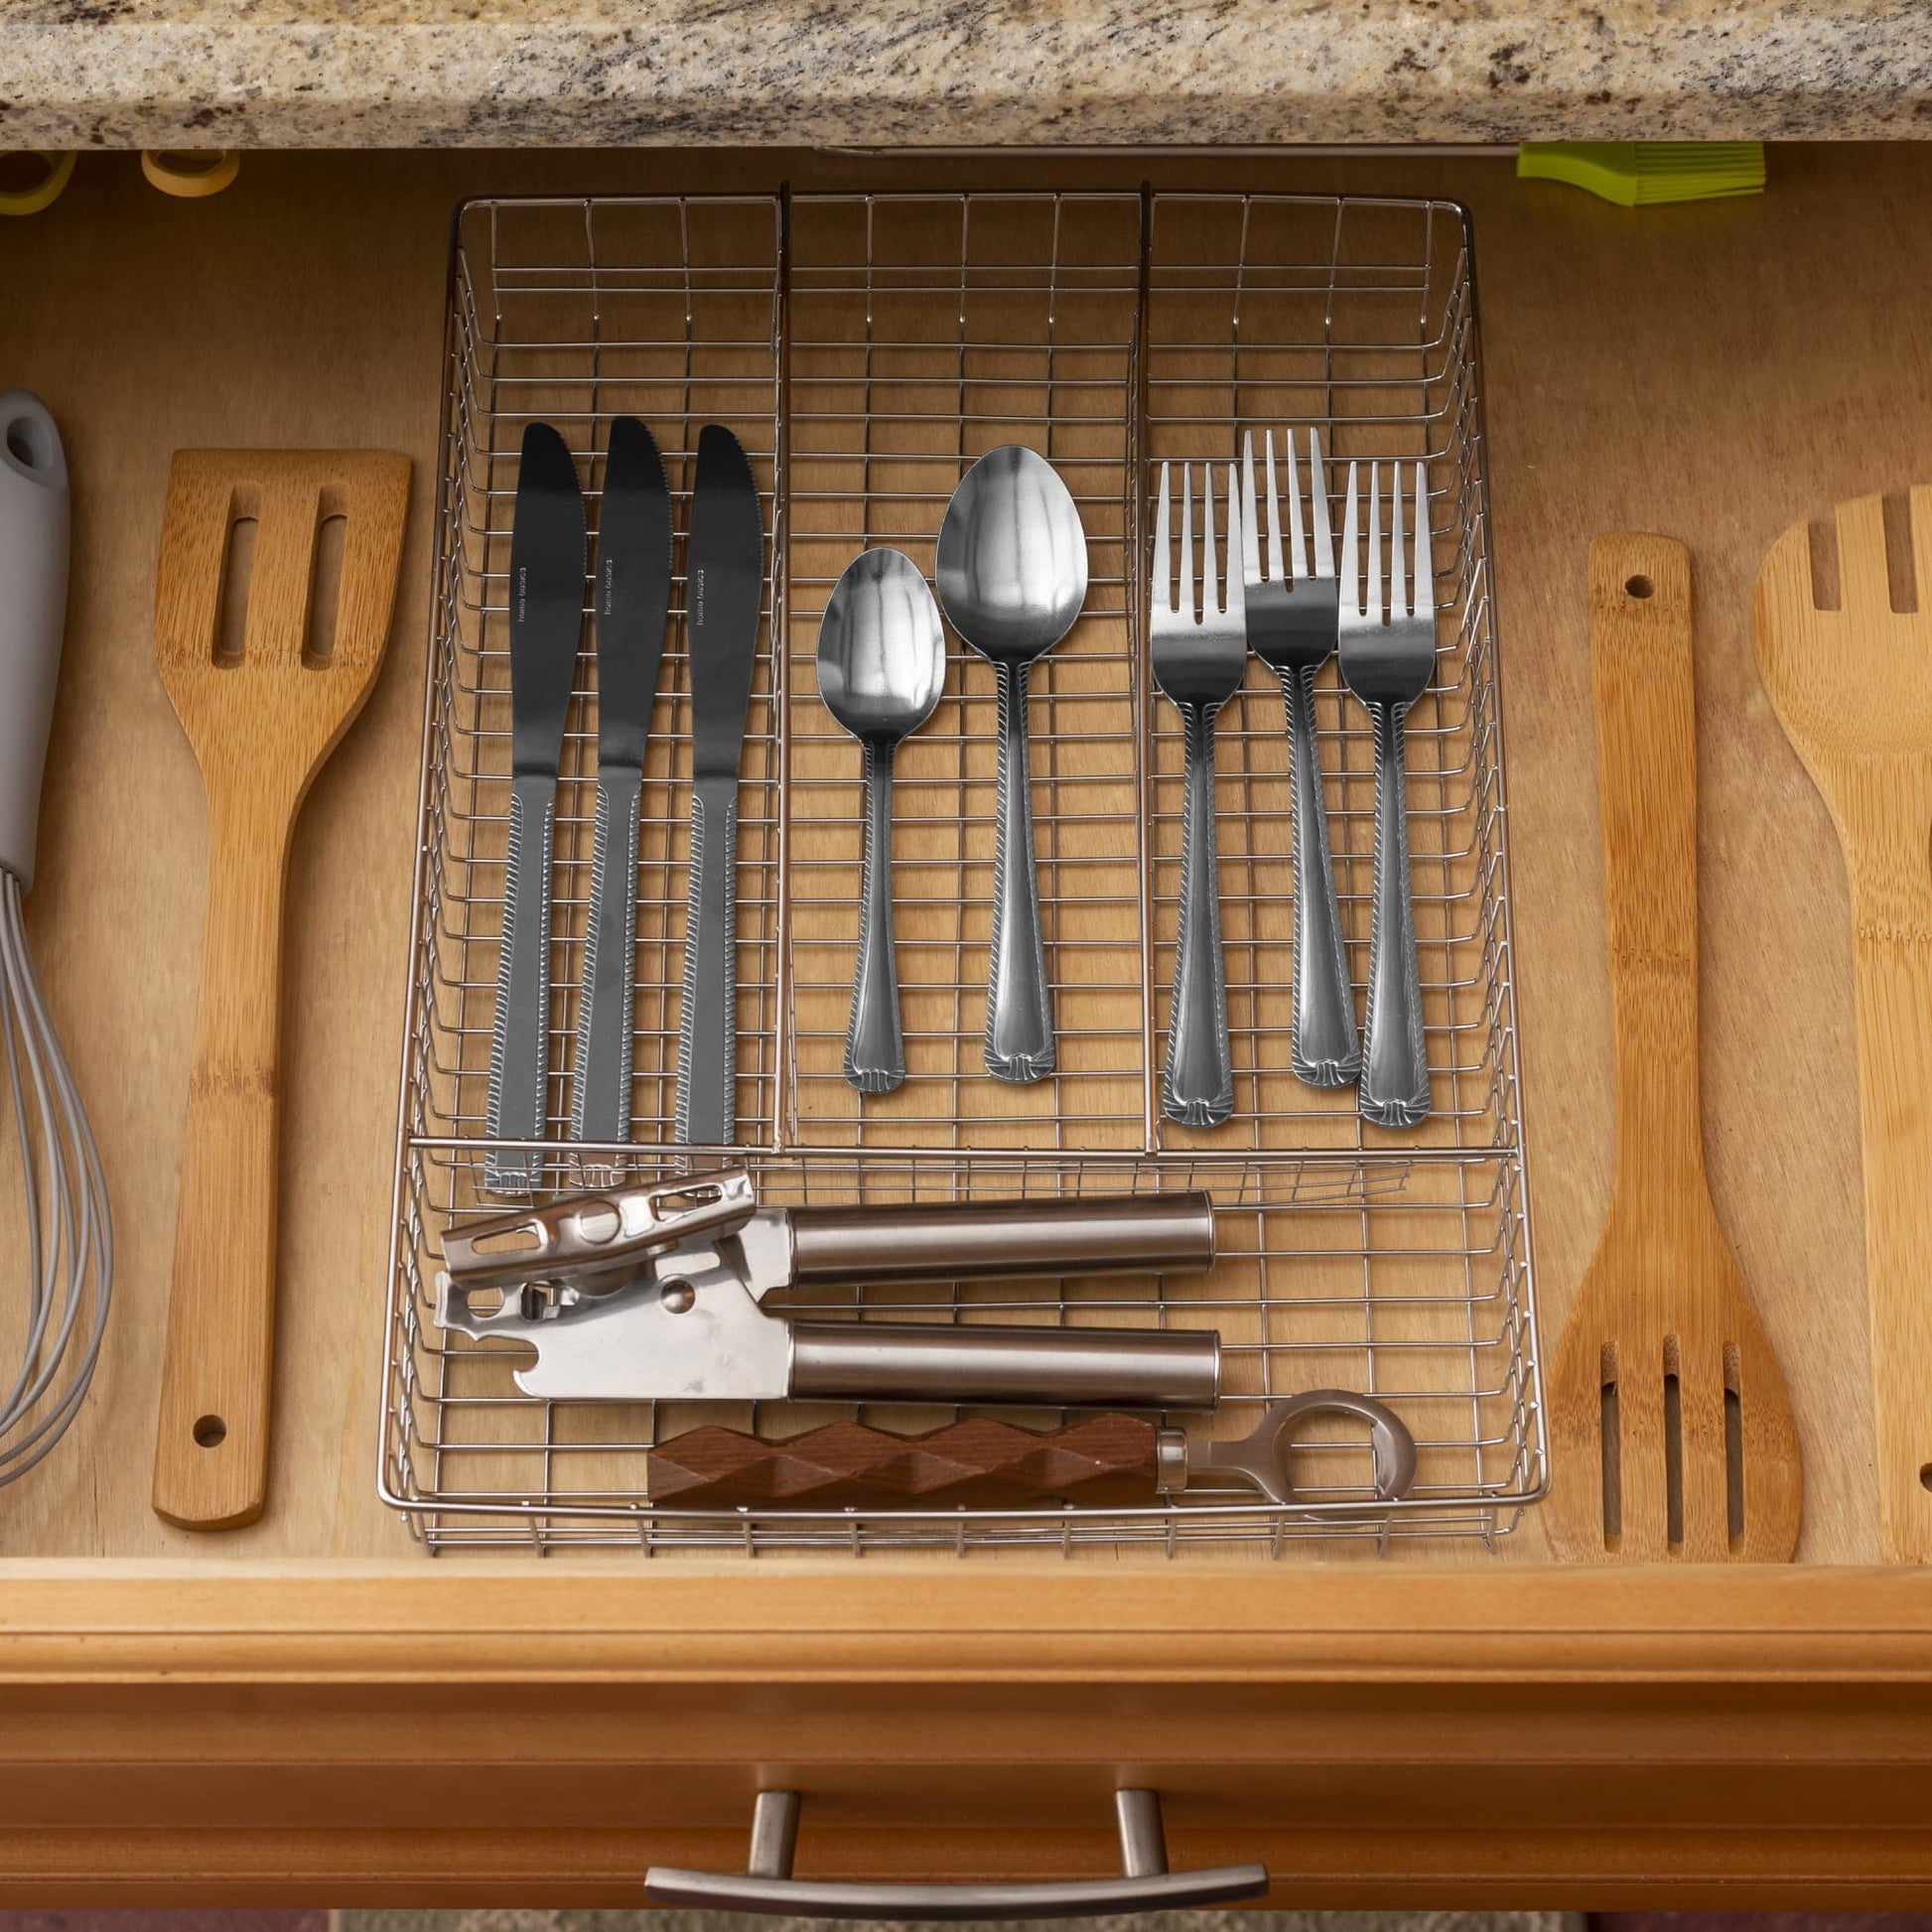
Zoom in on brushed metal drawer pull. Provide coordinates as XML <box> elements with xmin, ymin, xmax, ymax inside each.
<box><xmin>644</xmin><ymin>1786</ymin><xmax>1269</xmax><ymax>1918</ymax></box>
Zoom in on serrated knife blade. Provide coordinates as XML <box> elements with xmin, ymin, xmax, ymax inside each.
<box><xmin>675</xmin><ymin>423</ymin><xmax>763</xmax><ymax>1146</ymax></box>
<box><xmin>570</xmin><ymin>417</ymin><xmax>671</xmax><ymax>1174</ymax></box>
<box><xmin>484</xmin><ymin>420</ymin><xmax>585</xmax><ymax>1194</ymax></box>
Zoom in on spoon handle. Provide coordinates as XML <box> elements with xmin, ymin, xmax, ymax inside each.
<box><xmin>845</xmin><ymin>738</ymin><xmax>905</xmax><ymax>1093</ymax></box>
<box><xmin>986</xmin><ymin>658</ymin><xmax>1055</xmax><ymax>1081</ymax></box>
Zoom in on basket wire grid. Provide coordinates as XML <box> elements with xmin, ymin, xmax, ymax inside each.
<box><xmin>381</xmin><ymin>189</ymin><xmax>1544</xmax><ymax>1553</ymax></box>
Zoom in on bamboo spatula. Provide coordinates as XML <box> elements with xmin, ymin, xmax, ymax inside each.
<box><xmin>153</xmin><ymin>450</ymin><xmax>410</xmax><ymax>1530</ymax></box>
<box><xmin>1755</xmin><ymin>487</ymin><xmax>1932</xmax><ymax>1564</ymax></box>
<box><xmin>1545</xmin><ymin>534</ymin><xmax>1802</xmax><ymax>1561</ymax></box>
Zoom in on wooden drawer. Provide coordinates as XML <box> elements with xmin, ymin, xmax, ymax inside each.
<box><xmin>2</xmin><ymin>140</ymin><xmax>1931</xmax><ymax>1904</ymax></box>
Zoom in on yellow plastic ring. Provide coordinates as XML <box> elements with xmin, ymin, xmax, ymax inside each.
<box><xmin>141</xmin><ymin>149</ymin><xmax>240</xmax><ymax>199</ymax></box>
<box><xmin>0</xmin><ymin>151</ymin><xmax>76</xmax><ymax>217</ymax></box>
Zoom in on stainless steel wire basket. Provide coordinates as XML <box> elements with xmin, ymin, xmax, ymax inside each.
<box><xmin>380</xmin><ymin>189</ymin><xmax>1545</xmax><ymax>1553</ymax></box>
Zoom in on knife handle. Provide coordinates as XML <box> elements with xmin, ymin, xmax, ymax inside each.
<box><xmin>788</xmin><ymin>1320</ymin><xmax>1221</xmax><ymax>1410</ymax></box>
<box><xmin>647</xmin><ymin>1415</ymin><xmax>1163</xmax><ymax>1510</ymax></box>
<box><xmin>485</xmin><ymin>770</ymin><xmax>558</xmax><ymax>1194</ymax></box>
<box><xmin>570</xmin><ymin>765</ymin><xmax>642</xmax><ymax>1176</ymax></box>
<box><xmin>676</xmin><ymin>770</ymin><xmax>740</xmax><ymax>1145</ymax></box>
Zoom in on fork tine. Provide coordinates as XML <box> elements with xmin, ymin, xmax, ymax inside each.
<box><xmin>1341</xmin><ymin>459</ymin><xmax>1361</xmax><ymax>619</ymax></box>
<box><xmin>1255</xmin><ymin>430</ymin><xmax>1279</xmax><ymax>586</ymax></box>
<box><xmin>1389</xmin><ymin>458</ymin><xmax>1408</xmax><ymax>623</ymax></box>
<box><xmin>1309</xmin><ymin>429</ymin><xmax>1333</xmax><ymax>580</ymax></box>
<box><xmin>1202</xmin><ymin>460</ymin><xmax>1218</xmax><ymax>617</ymax></box>
<box><xmin>1181</xmin><ymin>462</ymin><xmax>1195</xmax><ymax>625</ymax></box>
<box><xmin>1224</xmin><ymin>463</ymin><xmax>1244</xmax><ymax>623</ymax></box>
<box><xmin>1264</xmin><ymin>430</ymin><xmax>1286</xmax><ymax>585</ymax></box>
<box><xmin>1240</xmin><ymin>434</ymin><xmax>1260</xmax><ymax>589</ymax></box>
<box><xmin>1366</xmin><ymin>460</ymin><xmax>1383</xmax><ymax>627</ymax></box>
<box><xmin>1413</xmin><ymin>459</ymin><xmax>1434</xmax><ymax>624</ymax></box>
<box><xmin>1283</xmin><ymin>432</ymin><xmax>1313</xmax><ymax>587</ymax></box>
<box><xmin>1155</xmin><ymin>460</ymin><xmax>1173</xmax><ymax>618</ymax></box>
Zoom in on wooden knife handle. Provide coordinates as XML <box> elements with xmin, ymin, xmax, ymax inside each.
<box><xmin>152</xmin><ymin>797</ymin><xmax>290</xmax><ymax>1531</ymax></box>
<box><xmin>648</xmin><ymin>1416</ymin><xmax>1161</xmax><ymax>1511</ymax></box>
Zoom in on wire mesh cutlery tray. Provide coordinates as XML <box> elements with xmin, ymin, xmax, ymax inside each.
<box><xmin>380</xmin><ymin>189</ymin><xmax>1544</xmax><ymax>1553</ymax></box>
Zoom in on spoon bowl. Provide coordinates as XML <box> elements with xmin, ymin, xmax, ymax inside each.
<box><xmin>816</xmin><ymin>547</ymin><xmax>946</xmax><ymax>1094</ymax></box>
<box><xmin>818</xmin><ymin>547</ymin><xmax>947</xmax><ymax>743</ymax></box>
<box><xmin>935</xmin><ymin>444</ymin><xmax>1089</xmax><ymax>661</ymax></box>
<box><xmin>934</xmin><ymin>445</ymin><xmax>1088</xmax><ymax>1081</ymax></box>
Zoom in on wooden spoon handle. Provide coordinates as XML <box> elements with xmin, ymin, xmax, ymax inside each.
<box><xmin>1842</xmin><ymin>802</ymin><xmax>1932</xmax><ymax>1562</ymax></box>
<box><xmin>152</xmin><ymin>796</ymin><xmax>291</xmax><ymax>1530</ymax></box>
<box><xmin>1587</xmin><ymin>533</ymin><xmax>1704</xmax><ymax>1192</ymax></box>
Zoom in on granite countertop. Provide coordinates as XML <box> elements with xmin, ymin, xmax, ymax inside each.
<box><xmin>1</xmin><ymin>0</ymin><xmax>1928</xmax><ymax>149</ymax></box>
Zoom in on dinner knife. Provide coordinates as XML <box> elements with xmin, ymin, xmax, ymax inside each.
<box><xmin>484</xmin><ymin>420</ymin><xmax>585</xmax><ymax>1193</ymax></box>
<box><xmin>569</xmin><ymin>417</ymin><xmax>671</xmax><ymax>1173</ymax></box>
<box><xmin>674</xmin><ymin>423</ymin><xmax>763</xmax><ymax>1146</ymax></box>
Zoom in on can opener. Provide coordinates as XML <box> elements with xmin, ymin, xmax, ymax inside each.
<box><xmin>436</xmin><ymin>1170</ymin><xmax>1223</xmax><ymax>1408</ymax></box>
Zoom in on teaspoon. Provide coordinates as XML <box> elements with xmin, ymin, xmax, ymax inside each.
<box><xmin>816</xmin><ymin>547</ymin><xmax>947</xmax><ymax>1094</ymax></box>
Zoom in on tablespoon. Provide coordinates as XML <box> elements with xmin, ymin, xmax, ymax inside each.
<box><xmin>935</xmin><ymin>445</ymin><xmax>1089</xmax><ymax>1082</ymax></box>
<box><xmin>816</xmin><ymin>547</ymin><xmax>946</xmax><ymax>1093</ymax></box>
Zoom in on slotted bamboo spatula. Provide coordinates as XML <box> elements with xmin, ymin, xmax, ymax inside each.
<box><xmin>153</xmin><ymin>450</ymin><xmax>410</xmax><ymax>1530</ymax></box>
<box><xmin>1755</xmin><ymin>486</ymin><xmax>1932</xmax><ymax>1564</ymax></box>
<box><xmin>1545</xmin><ymin>534</ymin><xmax>1802</xmax><ymax>1562</ymax></box>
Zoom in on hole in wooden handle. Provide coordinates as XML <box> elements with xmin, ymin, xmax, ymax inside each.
<box><xmin>193</xmin><ymin>1414</ymin><xmax>226</xmax><ymax>1449</ymax></box>
<box><xmin>1624</xmin><ymin>574</ymin><xmax>1654</xmax><ymax>600</ymax></box>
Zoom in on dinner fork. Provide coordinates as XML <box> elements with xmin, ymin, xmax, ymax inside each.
<box><xmin>1240</xmin><ymin>428</ymin><xmax>1361</xmax><ymax>1088</ymax></box>
<box><xmin>1336</xmin><ymin>459</ymin><xmax>1435</xmax><ymax>1130</ymax></box>
<box><xmin>1151</xmin><ymin>461</ymin><xmax>1247</xmax><ymax>1129</ymax></box>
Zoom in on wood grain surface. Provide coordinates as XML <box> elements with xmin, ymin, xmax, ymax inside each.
<box><xmin>0</xmin><ymin>143</ymin><xmax>1924</xmax><ymax>1565</ymax></box>
<box><xmin>1542</xmin><ymin>532</ymin><xmax>1800</xmax><ymax>1562</ymax></box>
<box><xmin>151</xmin><ymin>448</ymin><xmax>409</xmax><ymax>1532</ymax></box>
<box><xmin>3</xmin><ymin>1564</ymin><xmax>1932</xmax><ymax>1903</ymax></box>
<box><xmin>1755</xmin><ymin>486</ymin><xmax>1932</xmax><ymax>1564</ymax></box>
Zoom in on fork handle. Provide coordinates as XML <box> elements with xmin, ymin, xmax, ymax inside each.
<box><xmin>1361</xmin><ymin>701</ymin><xmax>1431</xmax><ymax>1129</ymax></box>
<box><xmin>1165</xmin><ymin>704</ymin><xmax>1233</xmax><ymax>1129</ymax></box>
<box><xmin>986</xmin><ymin>658</ymin><xmax>1054</xmax><ymax>1082</ymax></box>
<box><xmin>1281</xmin><ymin>666</ymin><xmax>1360</xmax><ymax>1086</ymax></box>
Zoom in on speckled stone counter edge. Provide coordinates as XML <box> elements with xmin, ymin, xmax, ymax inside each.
<box><xmin>0</xmin><ymin>5</ymin><xmax>1928</xmax><ymax>148</ymax></box>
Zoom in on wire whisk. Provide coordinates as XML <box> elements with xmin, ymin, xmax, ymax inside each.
<box><xmin>0</xmin><ymin>861</ymin><xmax>110</xmax><ymax>1481</ymax></box>
<box><xmin>0</xmin><ymin>391</ymin><xmax>112</xmax><ymax>1486</ymax></box>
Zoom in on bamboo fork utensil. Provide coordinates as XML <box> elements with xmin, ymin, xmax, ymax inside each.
<box><xmin>1754</xmin><ymin>486</ymin><xmax>1932</xmax><ymax>1564</ymax></box>
<box><xmin>1545</xmin><ymin>533</ymin><xmax>1801</xmax><ymax>1562</ymax></box>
